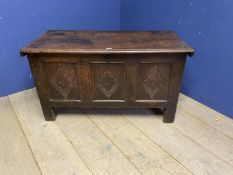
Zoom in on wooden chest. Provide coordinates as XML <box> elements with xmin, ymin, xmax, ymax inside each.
<box><xmin>20</xmin><ymin>31</ymin><xmax>194</xmax><ymax>123</ymax></box>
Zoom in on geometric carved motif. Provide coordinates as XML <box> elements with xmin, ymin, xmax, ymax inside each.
<box><xmin>143</xmin><ymin>65</ymin><xmax>164</xmax><ymax>99</ymax></box>
<box><xmin>97</xmin><ymin>69</ymin><xmax>119</xmax><ymax>99</ymax></box>
<box><xmin>50</xmin><ymin>63</ymin><xmax>77</xmax><ymax>98</ymax></box>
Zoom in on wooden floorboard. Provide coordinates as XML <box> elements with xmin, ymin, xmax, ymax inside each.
<box><xmin>0</xmin><ymin>97</ymin><xmax>41</xmax><ymax>175</ymax></box>
<box><xmin>175</xmin><ymin>108</ymin><xmax>233</xmax><ymax>166</ymax></box>
<box><xmin>56</xmin><ymin>109</ymin><xmax>142</xmax><ymax>175</ymax></box>
<box><xmin>0</xmin><ymin>88</ymin><xmax>232</xmax><ymax>175</ymax></box>
<box><xmin>117</xmin><ymin>108</ymin><xmax>233</xmax><ymax>175</ymax></box>
<box><xmin>84</xmin><ymin>108</ymin><xmax>192</xmax><ymax>175</ymax></box>
<box><xmin>8</xmin><ymin>90</ymin><xmax>92</xmax><ymax>175</ymax></box>
<box><xmin>178</xmin><ymin>94</ymin><xmax>233</xmax><ymax>139</ymax></box>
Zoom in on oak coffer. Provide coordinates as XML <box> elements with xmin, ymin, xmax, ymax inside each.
<box><xmin>20</xmin><ymin>31</ymin><xmax>194</xmax><ymax>123</ymax></box>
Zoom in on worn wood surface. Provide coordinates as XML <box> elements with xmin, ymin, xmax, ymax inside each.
<box><xmin>20</xmin><ymin>31</ymin><xmax>194</xmax><ymax>55</ymax></box>
<box><xmin>0</xmin><ymin>88</ymin><xmax>232</xmax><ymax>175</ymax></box>
<box><xmin>21</xmin><ymin>31</ymin><xmax>194</xmax><ymax>122</ymax></box>
<box><xmin>57</xmin><ymin>109</ymin><xmax>141</xmax><ymax>175</ymax></box>
<box><xmin>178</xmin><ymin>94</ymin><xmax>233</xmax><ymax>139</ymax></box>
<box><xmin>0</xmin><ymin>97</ymin><xmax>41</xmax><ymax>175</ymax></box>
<box><xmin>175</xmin><ymin>109</ymin><xmax>233</xmax><ymax>166</ymax></box>
<box><xmin>119</xmin><ymin>108</ymin><xmax>233</xmax><ymax>175</ymax></box>
<box><xmin>83</xmin><ymin>108</ymin><xmax>192</xmax><ymax>175</ymax></box>
<box><xmin>8</xmin><ymin>90</ymin><xmax>92</xmax><ymax>175</ymax></box>
<box><xmin>27</xmin><ymin>53</ymin><xmax>187</xmax><ymax>122</ymax></box>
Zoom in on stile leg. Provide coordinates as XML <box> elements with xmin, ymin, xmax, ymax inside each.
<box><xmin>28</xmin><ymin>57</ymin><xmax>57</xmax><ymax>121</ymax></box>
<box><xmin>163</xmin><ymin>105</ymin><xmax>177</xmax><ymax>123</ymax></box>
<box><xmin>41</xmin><ymin>105</ymin><xmax>56</xmax><ymax>121</ymax></box>
<box><xmin>163</xmin><ymin>59</ymin><xmax>186</xmax><ymax>123</ymax></box>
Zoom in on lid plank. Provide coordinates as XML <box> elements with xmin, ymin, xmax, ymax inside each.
<box><xmin>20</xmin><ymin>30</ymin><xmax>194</xmax><ymax>56</ymax></box>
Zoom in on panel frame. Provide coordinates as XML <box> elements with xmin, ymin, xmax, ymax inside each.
<box><xmin>89</xmin><ymin>61</ymin><xmax>127</xmax><ymax>102</ymax></box>
<box><xmin>28</xmin><ymin>53</ymin><xmax>187</xmax><ymax>122</ymax></box>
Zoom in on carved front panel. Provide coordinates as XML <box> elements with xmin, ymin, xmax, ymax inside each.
<box><xmin>43</xmin><ymin>63</ymin><xmax>80</xmax><ymax>100</ymax></box>
<box><xmin>91</xmin><ymin>63</ymin><xmax>126</xmax><ymax>101</ymax></box>
<box><xmin>136</xmin><ymin>63</ymin><xmax>172</xmax><ymax>100</ymax></box>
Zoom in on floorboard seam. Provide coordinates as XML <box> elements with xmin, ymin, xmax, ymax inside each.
<box><xmin>81</xmin><ymin>108</ymin><xmax>144</xmax><ymax>175</ymax></box>
<box><xmin>55</xmin><ymin>119</ymin><xmax>94</xmax><ymax>175</ymax></box>
<box><xmin>179</xmin><ymin>107</ymin><xmax>233</xmax><ymax>140</ymax></box>
<box><xmin>179</xmin><ymin>95</ymin><xmax>233</xmax><ymax>125</ymax></box>
<box><xmin>7</xmin><ymin>96</ymin><xmax>43</xmax><ymax>175</ymax></box>
<box><xmin>172</xmin><ymin>120</ymin><xmax>233</xmax><ymax>167</ymax></box>
<box><xmin>116</xmin><ymin>109</ymin><xmax>195</xmax><ymax>175</ymax></box>
<box><xmin>122</xmin><ymin>109</ymin><xmax>233</xmax><ymax>170</ymax></box>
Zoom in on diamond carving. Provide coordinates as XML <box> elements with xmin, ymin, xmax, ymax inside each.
<box><xmin>143</xmin><ymin>65</ymin><xmax>163</xmax><ymax>99</ymax></box>
<box><xmin>50</xmin><ymin>63</ymin><xmax>76</xmax><ymax>98</ymax></box>
<box><xmin>97</xmin><ymin>69</ymin><xmax>119</xmax><ymax>99</ymax></box>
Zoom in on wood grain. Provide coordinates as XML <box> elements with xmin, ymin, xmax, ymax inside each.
<box><xmin>21</xmin><ymin>31</ymin><xmax>193</xmax><ymax>122</ymax></box>
<box><xmin>83</xmin><ymin>108</ymin><xmax>192</xmax><ymax>175</ymax></box>
<box><xmin>8</xmin><ymin>90</ymin><xmax>92</xmax><ymax>175</ymax></box>
<box><xmin>20</xmin><ymin>31</ymin><xmax>194</xmax><ymax>56</ymax></box>
<box><xmin>118</xmin><ymin>108</ymin><xmax>233</xmax><ymax>175</ymax></box>
<box><xmin>178</xmin><ymin>94</ymin><xmax>233</xmax><ymax>139</ymax></box>
<box><xmin>2</xmin><ymin>88</ymin><xmax>233</xmax><ymax>175</ymax></box>
<box><xmin>56</xmin><ymin>109</ymin><xmax>142</xmax><ymax>175</ymax></box>
<box><xmin>0</xmin><ymin>97</ymin><xmax>41</xmax><ymax>175</ymax></box>
<box><xmin>175</xmin><ymin>108</ymin><xmax>233</xmax><ymax>166</ymax></box>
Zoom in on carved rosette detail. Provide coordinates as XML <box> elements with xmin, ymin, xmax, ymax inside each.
<box><xmin>50</xmin><ymin>63</ymin><xmax>76</xmax><ymax>98</ymax></box>
<box><xmin>97</xmin><ymin>69</ymin><xmax>119</xmax><ymax>99</ymax></box>
<box><xmin>143</xmin><ymin>65</ymin><xmax>163</xmax><ymax>99</ymax></box>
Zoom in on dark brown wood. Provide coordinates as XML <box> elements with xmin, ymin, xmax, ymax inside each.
<box><xmin>163</xmin><ymin>58</ymin><xmax>186</xmax><ymax>123</ymax></box>
<box><xmin>20</xmin><ymin>30</ymin><xmax>194</xmax><ymax>56</ymax></box>
<box><xmin>28</xmin><ymin>56</ymin><xmax>56</xmax><ymax>121</ymax></box>
<box><xmin>21</xmin><ymin>31</ymin><xmax>194</xmax><ymax>123</ymax></box>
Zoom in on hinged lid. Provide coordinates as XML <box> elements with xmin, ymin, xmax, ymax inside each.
<box><xmin>20</xmin><ymin>30</ymin><xmax>194</xmax><ymax>57</ymax></box>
